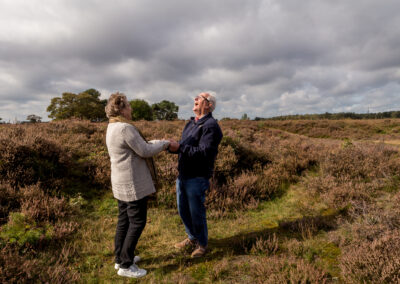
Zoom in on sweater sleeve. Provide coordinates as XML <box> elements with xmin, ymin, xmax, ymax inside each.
<box><xmin>123</xmin><ymin>125</ymin><xmax>169</xmax><ymax>158</ymax></box>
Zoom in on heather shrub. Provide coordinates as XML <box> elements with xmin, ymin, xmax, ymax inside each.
<box><xmin>252</xmin><ymin>256</ymin><xmax>330</xmax><ymax>283</ymax></box>
<box><xmin>20</xmin><ymin>184</ymin><xmax>73</xmax><ymax>223</ymax></box>
<box><xmin>206</xmin><ymin>131</ymin><xmax>323</xmax><ymax>212</ymax></box>
<box><xmin>0</xmin><ymin>121</ymin><xmax>112</xmax><ymax>197</ymax></box>
<box><xmin>340</xmin><ymin>230</ymin><xmax>400</xmax><ymax>283</ymax></box>
<box><xmin>207</xmin><ymin>171</ymin><xmax>261</xmax><ymax>211</ymax></box>
<box><xmin>207</xmin><ymin>167</ymin><xmax>288</xmax><ymax>212</ymax></box>
<box><xmin>0</xmin><ymin>183</ymin><xmax>20</xmax><ymax>224</ymax></box>
<box><xmin>0</xmin><ymin>244</ymin><xmax>79</xmax><ymax>283</ymax></box>
<box><xmin>0</xmin><ymin>134</ymin><xmax>70</xmax><ymax>190</ymax></box>
<box><xmin>249</xmin><ymin>234</ymin><xmax>279</xmax><ymax>256</ymax></box>
<box><xmin>321</xmin><ymin>143</ymin><xmax>398</xmax><ymax>181</ymax></box>
<box><xmin>306</xmin><ymin>176</ymin><xmax>373</xmax><ymax>210</ymax></box>
<box><xmin>306</xmin><ymin>142</ymin><xmax>400</xmax><ymax>212</ymax></box>
<box><xmin>258</xmin><ymin>118</ymin><xmax>400</xmax><ymax>139</ymax></box>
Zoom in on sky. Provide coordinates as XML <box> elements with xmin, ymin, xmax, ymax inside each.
<box><xmin>1</xmin><ymin>0</ymin><xmax>400</xmax><ymax>122</ymax></box>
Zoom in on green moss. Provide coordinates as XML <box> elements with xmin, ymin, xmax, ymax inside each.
<box><xmin>302</xmin><ymin>239</ymin><xmax>341</xmax><ymax>277</ymax></box>
<box><xmin>0</xmin><ymin>212</ymin><xmax>51</xmax><ymax>247</ymax></box>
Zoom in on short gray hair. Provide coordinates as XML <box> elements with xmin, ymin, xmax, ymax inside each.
<box><xmin>205</xmin><ymin>92</ymin><xmax>217</xmax><ymax>112</ymax></box>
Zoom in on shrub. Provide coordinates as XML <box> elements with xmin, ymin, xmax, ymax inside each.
<box><xmin>0</xmin><ymin>134</ymin><xmax>70</xmax><ymax>191</ymax></box>
<box><xmin>0</xmin><ymin>244</ymin><xmax>79</xmax><ymax>283</ymax></box>
<box><xmin>340</xmin><ymin>230</ymin><xmax>400</xmax><ymax>283</ymax></box>
<box><xmin>253</xmin><ymin>256</ymin><xmax>330</xmax><ymax>283</ymax></box>
<box><xmin>0</xmin><ymin>183</ymin><xmax>20</xmax><ymax>225</ymax></box>
<box><xmin>20</xmin><ymin>184</ymin><xmax>73</xmax><ymax>223</ymax></box>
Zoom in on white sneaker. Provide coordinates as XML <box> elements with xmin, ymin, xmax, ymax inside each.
<box><xmin>117</xmin><ymin>264</ymin><xmax>147</xmax><ymax>278</ymax></box>
<box><xmin>114</xmin><ymin>256</ymin><xmax>141</xmax><ymax>270</ymax></box>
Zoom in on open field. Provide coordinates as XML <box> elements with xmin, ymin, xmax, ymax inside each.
<box><xmin>1</xmin><ymin>119</ymin><xmax>400</xmax><ymax>283</ymax></box>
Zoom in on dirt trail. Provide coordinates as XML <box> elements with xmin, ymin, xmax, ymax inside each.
<box><xmin>373</xmin><ymin>139</ymin><xmax>400</xmax><ymax>146</ymax></box>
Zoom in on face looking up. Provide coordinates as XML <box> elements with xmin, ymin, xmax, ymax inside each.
<box><xmin>193</xmin><ymin>93</ymin><xmax>211</xmax><ymax>118</ymax></box>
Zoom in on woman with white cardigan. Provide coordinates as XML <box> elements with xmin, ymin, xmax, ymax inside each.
<box><xmin>105</xmin><ymin>92</ymin><xmax>170</xmax><ymax>279</ymax></box>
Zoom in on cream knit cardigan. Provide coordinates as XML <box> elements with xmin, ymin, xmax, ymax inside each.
<box><xmin>106</xmin><ymin>122</ymin><xmax>169</xmax><ymax>202</ymax></box>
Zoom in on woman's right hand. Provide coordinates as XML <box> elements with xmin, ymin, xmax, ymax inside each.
<box><xmin>168</xmin><ymin>140</ymin><xmax>180</xmax><ymax>152</ymax></box>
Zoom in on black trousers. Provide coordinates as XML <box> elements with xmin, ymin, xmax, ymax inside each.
<box><xmin>114</xmin><ymin>196</ymin><xmax>148</xmax><ymax>268</ymax></box>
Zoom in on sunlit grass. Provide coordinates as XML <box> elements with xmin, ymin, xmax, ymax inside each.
<box><xmin>71</xmin><ymin>183</ymin><xmax>341</xmax><ymax>283</ymax></box>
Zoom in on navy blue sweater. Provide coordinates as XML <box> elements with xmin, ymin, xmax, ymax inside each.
<box><xmin>177</xmin><ymin>113</ymin><xmax>223</xmax><ymax>179</ymax></box>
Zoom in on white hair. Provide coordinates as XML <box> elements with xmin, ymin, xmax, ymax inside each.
<box><xmin>204</xmin><ymin>91</ymin><xmax>217</xmax><ymax>112</ymax></box>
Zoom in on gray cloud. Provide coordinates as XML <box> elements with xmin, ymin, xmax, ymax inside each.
<box><xmin>0</xmin><ymin>0</ymin><xmax>400</xmax><ymax>122</ymax></box>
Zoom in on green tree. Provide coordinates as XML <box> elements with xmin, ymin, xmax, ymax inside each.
<box><xmin>47</xmin><ymin>89</ymin><xmax>106</xmax><ymax>121</ymax></box>
<box><xmin>151</xmin><ymin>100</ymin><xmax>179</xmax><ymax>120</ymax></box>
<box><xmin>241</xmin><ymin>113</ymin><xmax>249</xmax><ymax>120</ymax></box>
<box><xmin>26</xmin><ymin>114</ymin><xmax>42</xmax><ymax>123</ymax></box>
<box><xmin>130</xmin><ymin>99</ymin><xmax>153</xmax><ymax>121</ymax></box>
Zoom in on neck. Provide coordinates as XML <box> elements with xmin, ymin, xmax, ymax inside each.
<box><xmin>109</xmin><ymin>116</ymin><xmax>132</xmax><ymax>124</ymax></box>
<box><xmin>195</xmin><ymin>111</ymin><xmax>210</xmax><ymax>120</ymax></box>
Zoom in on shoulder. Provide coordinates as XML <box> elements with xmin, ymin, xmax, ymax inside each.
<box><xmin>114</xmin><ymin>122</ymin><xmax>139</xmax><ymax>137</ymax></box>
<box><xmin>118</xmin><ymin>122</ymin><xmax>136</xmax><ymax>131</ymax></box>
<box><xmin>204</xmin><ymin>116</ymin><xmax>221</xmax><ymax>130</ymax></box>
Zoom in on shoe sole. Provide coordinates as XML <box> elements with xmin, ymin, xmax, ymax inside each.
<box><xmin>191</xmin><ymin>253</ymin><xmax>206</xmax><ymax>258</ymax></box>
<box><xmin>117</xmin><ymin>271</ymin><xmax>147</xmax><ymax>278</ymax></box>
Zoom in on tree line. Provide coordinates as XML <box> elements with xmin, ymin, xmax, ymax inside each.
<box><xmin>46</xmin><ymin>89</ymin><xmax>178</xmax><ymax>121</ymax></box>
<box><xmin>255</xmin><ymin>111</ymin><xmax>400</xmax><ymax>121</ymax></box>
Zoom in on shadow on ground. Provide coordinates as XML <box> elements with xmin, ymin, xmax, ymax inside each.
<box><xmin>142</xmin><ymin>209</ymin><xmax>344</xmax><ymax>275</ymax></box>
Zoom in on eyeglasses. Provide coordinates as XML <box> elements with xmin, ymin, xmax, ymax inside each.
<box><xmin>195</xmin><ymin>94</ymin><xmax>210</xmax><ymax>102</ymax></box>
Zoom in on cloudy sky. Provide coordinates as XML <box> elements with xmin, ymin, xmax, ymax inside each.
<box><xmin>1</xmin><ymin>0</ymin><xmax>400</xmax><ymax>121</ymax></box>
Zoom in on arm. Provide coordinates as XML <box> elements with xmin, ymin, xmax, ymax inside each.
<box><xmin>123</xmin><ymin>125</ymin><xmax>169</xmax><ymax>158</ymax></box>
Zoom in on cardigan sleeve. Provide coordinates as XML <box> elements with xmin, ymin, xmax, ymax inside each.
<box><xmin>122</xmin><ymin>124</ymin><xmax>169</xmax><ymax>158</ymax></box>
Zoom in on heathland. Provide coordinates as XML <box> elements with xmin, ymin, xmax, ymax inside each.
<box><xmin>1</xmin><ymin>118</ymin><xmax>400</xmax><ymax>283</ymax></box>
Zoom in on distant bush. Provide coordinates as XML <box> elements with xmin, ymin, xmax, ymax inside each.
<box><xmin>255</xmin><ymin>118</ymin><xmax>400</xmax><ymax>139</ymax></box>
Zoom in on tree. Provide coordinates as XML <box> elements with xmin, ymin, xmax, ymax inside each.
<box><xmin>241</xmin><ymin>113</ymin><xmax>249</xmax><ymax>120</ymax></box>
<box><xmin>47</xmin><ymin>89</ymin><xmax>107</xmax><ymax>121</ymax></box>
<box><xmin>26</xmin><ymin>114</ymin><xmax>42</xmax><ymax>123</ymax></box>
<box><xmin>151</xmin><ymin>100</ymin><xmax>179</xmax><ymax>120</ymax></box>
<box><xmin>130</xmin><ymin>99</ymin><xmax>153</xmax><ymax>121</ymax></box>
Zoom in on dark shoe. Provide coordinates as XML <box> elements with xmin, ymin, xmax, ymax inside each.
<box><xmin>191</xmin><ymin>245</ymin><xmax>207</xmax><ymax>258</ymax></box>
<box><xmin>174</xmin><ymin>238</ymin><xmax>197</xmax><ymax>249</ymax></box>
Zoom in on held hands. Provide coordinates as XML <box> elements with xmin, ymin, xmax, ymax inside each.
<box><xmin>167</xmin><ymin>140</ymin><xmax>180</xmax><ymax>152</ymax></box>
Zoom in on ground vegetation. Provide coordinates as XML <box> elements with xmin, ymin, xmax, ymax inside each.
<box><xmin>1</xmin><ymin>118</ymin><xmax>400</xmax><ymax>282</ymax></box>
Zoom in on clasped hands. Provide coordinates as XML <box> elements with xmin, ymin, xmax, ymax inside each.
<box><xmin>167</xmin><ymin>139</ymin><xmax>180</xmax><ymax>152</ymax></box>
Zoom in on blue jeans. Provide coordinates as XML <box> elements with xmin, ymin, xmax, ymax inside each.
<box><xmin>176</xmin><ymin>177</ymin><xmax>210</xmax><ymax>247</ymax></box>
